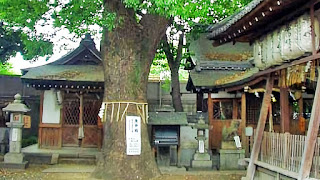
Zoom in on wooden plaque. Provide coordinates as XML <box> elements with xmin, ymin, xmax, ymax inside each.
<box><xmin>23</xmin><ymin>115</ymin><xmax>31</xmax><ymax>128</ymax></box>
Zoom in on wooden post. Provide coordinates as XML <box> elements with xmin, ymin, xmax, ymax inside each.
<box><xmin>280</xmin><ymin>87</ymin><xmax>290</xmax><ymax>133</ymax></box>
<box><xmin>298</xmin><ymin>97</ymin><xmax>305</xmax><ymax>134</ymax></box>
<box><xmin>197</xmin><ymin>92</ymin><xmax>204</xmax><ymax>112</ymax></box>
<box><xmin>208</xmin><ymin>92</ymin><xmax>213</xmax><ymax>149</ymax></box>
<box><xmin>245</xmin><ymin>75</ymin><xmax>274</xmax><ymax>180</ymax></box>
<box><xmin>298</xmin><ymin>68</ymin><xmax>320</xmax><ymax>179</ymax></box>
<box><xmin>79</xmin><ymin>92</ymin><xmax>84</xmax><ymax>147</ymax></box>
<box><xmin>38</xmin><ymin>91</ymin><xmax>44</xmax><ymax>148</ymax></box>
<box><xmin>241</xmin><ymin>93</ymin><xmax>247</xmax><ymax>157</ymax></box>
<box><xmin>233</xmin><ymin>99</ymin><xmax>238</xmax><ymax>119</ymax></box>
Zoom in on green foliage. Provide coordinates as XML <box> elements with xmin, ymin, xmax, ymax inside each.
<box><xmin>0</xmin><ymin>62</ymin><xmax>18</xmax><ymax>75</ymax></box>
<box><xmin>0</xmin><ymin>0</ymin><xmax>253</xmax><ymax>63</ymax></box>
<box><xmin>52</xmin><ymin>0</ymin><xmax>118</xmax><ymax>35</ymax></box>
<box><xmin>22</xmin><ymin>136</ymin><xmax>38</xmax><ymax>148</ymax></box>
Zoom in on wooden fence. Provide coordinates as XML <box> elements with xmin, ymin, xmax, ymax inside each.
<box><xmin>259</xmin><ymin>131</ymin><xmax>320</xmax><ymax>178</ymax></box>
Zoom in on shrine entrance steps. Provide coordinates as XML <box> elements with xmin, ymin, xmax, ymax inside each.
<box><xmin>22</xmin><ymin>144</ymin><xmax>99</xmax><ymax>165</ymax></box>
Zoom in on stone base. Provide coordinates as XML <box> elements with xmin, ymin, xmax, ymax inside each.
<box><xmin>221</xmin><ymin>141</ymin><xmax>237</xmax><ymax>149</ymax></box>
<box><xmin>193</xmin><ymin>152</ymin><xmax>211</xmax><ymax>161</ymax></box>
<box><xmin>0</xmin><ymin>161</ymin><xmax>28</xmax><ymax>169</ymax></box>
<box><xmin>190</xmin><ymin>160</ymin><xmax>213</xmax><ymax>170</ymax></box>
<box><xmin>190</xmin><ymin>152</ymin><xmax>212</xmax><ymax>170</ymax></box>
<box><xmin>4</xmin><ymin>153</ymin><xmax>24</xmax><ymax>164</ymax></box>
<box><xmin>219</xmin><ymin>149</ymin><xmax>245</xmax><ymax>170</ymax></box>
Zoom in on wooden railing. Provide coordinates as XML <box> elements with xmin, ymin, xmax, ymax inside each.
<box><xmin>259</xmin><ymin>131</ymin><xmax>320</xmax><ymax>178</ymax></box>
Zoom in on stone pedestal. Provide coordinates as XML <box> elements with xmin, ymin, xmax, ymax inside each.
<box><xmin>191</xmin><ymin>152</ymin><xmax>213</xmax><ymax>170</ymax></box>
<box><xmin>219</xmin><ymin>149</ymin><xmax>245</xmax><ymax>170</ymax></box>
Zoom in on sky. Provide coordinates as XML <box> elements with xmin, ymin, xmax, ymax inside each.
<box><xmin>8</xmin><ymin>28</ymin><xmax>101</xmax><ymax>74</ymax></box>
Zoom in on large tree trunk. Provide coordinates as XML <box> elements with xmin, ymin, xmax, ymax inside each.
<box><xmin>93</xmin><ymin>1</ymin><xmax>168</xmax><ymax>180</ymax></box>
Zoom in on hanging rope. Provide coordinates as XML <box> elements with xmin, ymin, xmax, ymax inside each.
<box><xmin>99</xmin><ymin>101</ymin><xmax>148</xmax><ymax>124</ymax></box>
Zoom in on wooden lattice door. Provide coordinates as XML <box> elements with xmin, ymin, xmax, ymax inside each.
<box><xmin>62</xmin><ymin>99</ymin><xmax>80</xmax><ymax>146</ymax></box>
<box><xmin>82</xmin><ymin>99</ymin><xmax>101</xmax><ymax>147</ymax></box>
<box><xmin>62</xmin><ymin>93</ymin><xmax>102</xmax><ymax>147</ymax></box>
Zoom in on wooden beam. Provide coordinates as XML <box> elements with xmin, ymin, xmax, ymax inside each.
<box><xmin>233</xmin><ymin>99</ymin><xmax>238</xmax><ymax>119</ymax></box>
<box><xmin>245</xmin><ymin>74</ymin><xmax>274</xmax><ymax>180</ymax></box>
<box><xmin>225</xmin><ymin>76</ymin><xmax>266</xmax><ymax>93</ymax></box>
<box><xmin>280</xmin><ymin>87</ymin><xmax>290</xmax><ymax>133</ymax></box>
<box><xmin>298</xmin><ymin>68</ymin><xmax>320</xmax><ymax>179</ymax></box>
<box><xmin>241</xmin><ymin>93</ymin><xmax>247</xmax><ymax>157</ymax></box>
<box><xmin>208</xmin><ymin>92</ymin><xmax>213</xmax><ymax>149</ymax></box>
<box><xmin>253</xmin><ymin>54</ymin><xmax>320</xmax><ymax>78</ymax></box>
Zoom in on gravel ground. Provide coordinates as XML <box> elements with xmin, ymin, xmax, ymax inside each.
<box><xmin>0</xmin><ymin>164</ymin><xmax>246</xmax><ymax>180</ymax></box>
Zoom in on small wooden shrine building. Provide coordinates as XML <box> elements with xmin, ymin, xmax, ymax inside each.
<box><xmin>187</xmin><ymin>34</ymin><xmax>255</xmax><ymax>151</ymax></box>
<box><xmin>196</xmin><ymin>0</ymin><xmax>320</xmax><ymax>179</ymax></box>
<box><xmin>21</xmin><ymin>34</ymin><xmax>103</xmax><ymax>149</ymax></box>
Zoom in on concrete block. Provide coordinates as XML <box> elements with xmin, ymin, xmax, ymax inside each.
<box><xmin>0</xmin><ymin>161</ymin><xmax>28</xmax><ymax>169</ymax></box>
<box><xmin>51</xmin><ymin>154</ymin><xmax>59</xmax><ymax>164</ymax></box>
<box><xmin>4</xmin><ymin>153</ymin><xmax>24</xmax><ymax>164</ymax></box>
<box><xmin>24</xmin><ymin>153</ymin><xmax>52</xmax><ymax>164</ymax></box>
<box><xmin>219</xmin><ymin>149</ymin><xmax>245</xmax><ymax>170</ymax></box>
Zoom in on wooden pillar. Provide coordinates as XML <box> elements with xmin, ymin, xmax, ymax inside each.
<box><xmin>241</xmin><ymin>93</ymin><xmax>247</xmax><ymax>157</ymax></box>
<box><xmin>197</xmin><ymin>92</ymin><xmax>204</xmax><ymax>112</ymax></box>
<box><xmin>245</xmin><ymin>75</ymin><xmax>274</xmax><ymax>180</ymax></box>
<box><xmin>232</xmin><ymin>99</ymin><xmax>238</xmax><ymax>119</ymax></box>
<box><xmin>298</xmin><ymin>69</ymin><xmax>320</xmax><ymax>179</ymax></box>
<box><xmin>79</xmin><ymin>92</ymin><xmax>84</xmax><ymax>146</ymax></box>
<box><xmin>208</xmin><ymin>92</ymin><xmax>213</xmax><ymax>149</ymax></box>
<box><xmin>298</xmin><ymin>97</ymin><xmax>305</xmax><ymax>134</ymax></box>
<box><xmin>280</xmin><ymin>88</ymin><xmax>290</xmax><ymax>133</ymax></box>
<box><xmin>298</xmin><ymin>6</ymin><xmax>320</xmax><ymax>178</ymax></box>
<box><xmin>38</xmin><ymin>91</ymin><xmax>44</xmax><ymax>148</ymax></box>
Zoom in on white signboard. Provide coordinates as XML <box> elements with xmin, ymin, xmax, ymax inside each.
<box><xmin>126</xmin><ymin>116</ymin><xmax>141</xmax><ymax>155</ymax></box>
<box><xmin>42</xmin><ymin>89</ymin><xmax>60</xmax><ymax>124</ymax></box>
<box><xmin>12</xmin><ymin>128</ymin><xmax>18</xmax><ymax>142</ymax></box>
<box><xmin>199</xmin><ymin>140</ymin><xmax>205</xmax><ymax>153</ymax></box>
<box><xmin>234</xmin><ymin>136</ymin><xmax>242</xmax><ymax>149</ymax></box>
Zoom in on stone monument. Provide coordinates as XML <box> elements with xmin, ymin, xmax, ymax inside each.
<box><xmin>190</xmin><ymin>114</ymin><xmax>212</xmax><ymax>170</ymax></box>
<box><xmin>1</xmin><ymin>94</ymin><xmax>30</xmax><ymax>169</ymax></box>
<box><xmin>219</xmin><ymin>120</ymin><xmax>245</xmax><ymax>170</ymax></box>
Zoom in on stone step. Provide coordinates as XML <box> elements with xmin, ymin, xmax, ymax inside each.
<box><xmin>58</xmin><ymin>157</ymin><xmax>96</xmax><ymax>165</ymax></box>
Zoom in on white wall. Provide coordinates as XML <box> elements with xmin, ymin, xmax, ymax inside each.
<box><xmin>42</xmin><ymin>89</ymin><xmax>60</xmax><ymax>124</ymax></box>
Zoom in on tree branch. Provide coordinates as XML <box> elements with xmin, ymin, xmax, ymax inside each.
<box><xmin>175</xmin><ymin>32</ymin><xmax>184</xmax><ymax>63</ymax></box>
<box><xmin>162</xmin><ymin>34</ymin><xmax>174</xmax><ymax>64</ymax></box>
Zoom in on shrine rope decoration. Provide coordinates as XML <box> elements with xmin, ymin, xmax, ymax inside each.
<box><xmin>98</xmin><ymin>102</ymin><xmax>148</xmax><ymax>124</ymax></box>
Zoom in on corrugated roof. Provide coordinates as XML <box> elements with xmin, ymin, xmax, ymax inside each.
<box><xmin>148</xmin><ymin>112</ymin><xmax>188</xmax><ymax>125</ymax></box>
<box><xmin>21</xmin><ymin>65</ymin><xmax>103</xmax><ymax>82</ymax></box>
<box><xmin>188</xmin><ymin>67</ymin><xmax>259</xmax><ymax>89</ymax></box>
<box><xmin>207</xmin><ymin>0</ymin><xmax>264</xmax><ymax>38</ymax></box>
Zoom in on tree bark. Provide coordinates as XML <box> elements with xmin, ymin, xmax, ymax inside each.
<box><xmin>163</xmin><ymin>33</ymin><xmax>184</xmax><ymax>112</ymax></box>
<box><xmin>94</xmin><ymin>1</ymin><xmax>168</xmax><ymax>179</ymax></box>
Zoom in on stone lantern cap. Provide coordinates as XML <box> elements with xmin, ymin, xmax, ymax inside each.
<box><xmin>2</xmin><ymin>94</ymin><xmax>30</xmax><ymax>113</ymax></box>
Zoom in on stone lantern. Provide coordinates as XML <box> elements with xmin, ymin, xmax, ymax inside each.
<box><xmin>1</xmin><ymin>94</ymin><xmax>30</xmax><ymax>169</ymax></box>
<box><xmin>190</xmin><ymin>114</ymin><xmax>212</xmax><ymax>170</ymax></box>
